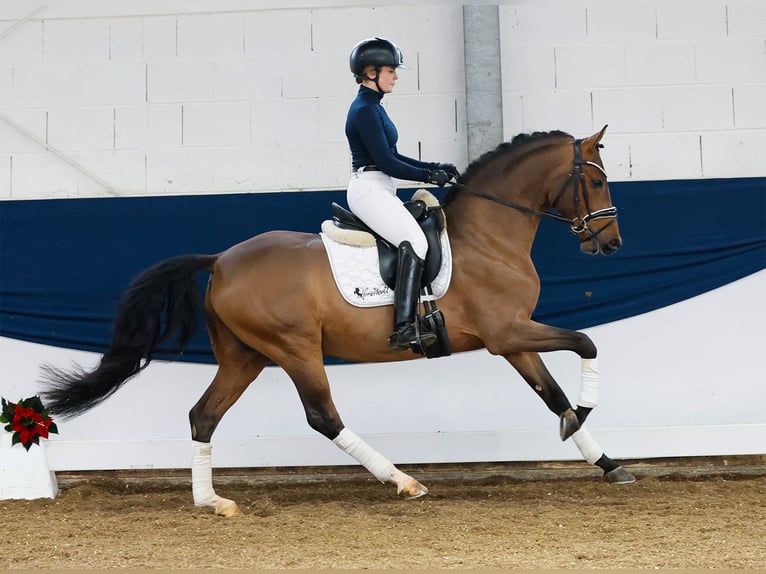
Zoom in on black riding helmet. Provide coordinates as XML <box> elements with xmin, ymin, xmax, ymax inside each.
<box><xmin>349</xmin><ymin>37</ymin><xmax>409</xmax><ymax>77</ymax></box>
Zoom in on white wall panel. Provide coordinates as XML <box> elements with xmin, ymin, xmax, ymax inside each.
<box><xmin>47</xmin><ymin>107</ymin><xmax>114</xmax><ymax>151</ymax></box>
<box><xmin>625</xmin><ymin>132</ymin><xmax>703</xmax><ymax>180</ymax></box>
<box><xmin>114</xmin><ymin>104</ymin><xmax>182</xmax><ymax>150</ymax></box>
<box><xmin>213</xmin><ymin>58</ymin><xmax>281</xmax><ymax>102</ymax></box>
<box><xmin>661</xmin><ymin>86</ymin><xmax>734</xmax><ymax>131</ymax></box>
<box><xmin>0</xmin><ymin>155</ymin><xmax>9</xmax><ymax>197</ymax></box>
<box><xmin>43</xmin><ymin>19</ymin><xmax>110</xmax><ymax>62</ymax></box>
<box><xmin>108</xmin><ymin>17</ymin><xmax>144</xmax><ymax>60</ymax></box>
<box><xmin>182</xmin><ymin>102</ymin><xmax>250</xmax><ymax>147</ymax></box>
<box><xmin>244</xmin><ymin>10</ymin><xmax>312</xmax><ymax>56</ymax></box>
<box><xmin>554</xmin><ymin>43</ymin><xmax>627</xmax><ymax>89</ymax></box>
<box><xmin>147</xmin><ymin>59</ymin><xmax>215</xmax><ymax>103</ymax></box>
<box><xmin>695</xmin><ymin>38</ymin><xmax>766</xmax><ymax>84</ymax></box>
<box><xmin>734</xmin><ymin>85</ymin><xmax>766</xmax><ymax>128</ymax></box>
<box><xmin>71</xmin><ymin>149</ymin><xmax>146</xmax><ymax>196</ymax></box>
<box><xmin>727</xmin><ymin>0</ymin><xmax>766</xmax><ymax>36</ymax></box>
<box><xmin>0</xmin><ymin>110</ymin><xmax>46</xmax><ymax>153</ymax></box>
<box><xmin>583</xmin><ymin>1</ymin><xmax>656</xmax><ymax>41</ymax></box>
<box><xmin>504</xmin><ymin>89</ymin><xmax>593</xmax><ymax>136</ymax></box>
<box><xmin>701</xmin><ymin>129</ymin><xmax>766</xmax><ymax>178</ymax></box>
<box><xmin>10</xmin><ymin>152</ymin><xmax>79</xmax><ymax>197</ymax></box>
<box><xmin>177</xmin><ymin>13</ymin><xmax>244</xmax><ymax>59</ymax></box>
<box><xmin>142</xmin><ymin>16</ymin><xmax>177</xmax><ymax>59</ymax></box>
<box><xmin>624</xmin><ymin>41</ymin><xmax>697</xmax><ymax>87</ymax></box>
<box><xmin>0</xmin><ymin>20</ymin><xmax>42</xmax><ymax>64</ymax></box>
<box><xmin>79</xmin><ymin>61</ymin><xmax>146</xmax><ymax>105</ymax></box>
<box><xmin>656</xmin><ymin>3</ymin><xmax>727</xmax><ymax>39</ymax></box>
<box><xmin>592</xmin><ymin>88</ymin><xmax>663</xmax><ymax>134</ymax></box>
<box><xmin>12</xmin><ymin>63</ymin><xmax>78</xmax><ymax>107</ymax></box>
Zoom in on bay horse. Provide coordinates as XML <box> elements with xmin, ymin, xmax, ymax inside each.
<box><xmin>41</xmin><ymin>125</ymin><xmax>634</xmax><ymax>517</ymax></box>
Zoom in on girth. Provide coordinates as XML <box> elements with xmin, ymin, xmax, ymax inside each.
<box><xmin>330</xmin><ymin>200</ymin><xmax>446</xmax><ymax>290</ymax></box>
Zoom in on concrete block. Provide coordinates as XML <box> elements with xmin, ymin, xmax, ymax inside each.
<box><xmin>244</xmin><ymin>10</ymin><xmax>311</xmax><ymax>56</ymax></box>
<box><xmin>115</xmin><ymin>104</ymin><xmax>182</xmax><ymax>149</ymax></box>
<box><xmin>71</xmin><ymin>150</ymin><xmax>146</xmax><ymax>196</ymax></box>
<box><xmin>734</xmin><ymin>84</ymin><xmax>766</xmax><ymax>129</ymax></box>
<box><xmin>11</xmin><ymin>152</ymin><xmax>79</xmax><ymax>198</ymax></box>
<box><xmin>501</xmin><ymin>44</ymin><xmax>555</xmax><ymax>91</ymax></box>
<box><xmin>146</xmin><ymin>148</ymin><xmax>215</xmax><ymax>194</ymax></box>
<box><xmin>555</xmin><ymin>43</ymin><xmax>627</xmax><ymax>89</ymax></box>
<box><xmin>628</xmin><ymin>132</ymin><xmax>702</xmax><ymax>180</ymax></box>
<box><xmin>214</xmin><ymin>57</ymin><xmax>281</xmax><ymax>102</ymax></box>
<box><xmin>0</xmin><ymin>109</ymin><xmax>47</xmax><ymax>153</ymax></box>
<box><xmin>702</xmin><ymin>129</ymin><xmax>766</xmax><ymax>178</ymax></box>
<box><xmin>309</xmin><ymin>6</ymin><xmax>379</xmax><ymax>54</ymax></box>
<box><xmin>281</xmin><ymin>53</ymin><xmax>351</xmax><ymax>99</ymax></box>
<box><xmin>252</xmin><ymin>99</ymin><xmax>318</xmax><ymax>145</ymax></box>
<box><xmin>280</xmin><ymin>142</ymin><xmax>349</xmax><ymax>190</ymax></box>
<box><xmin>47</xmin><ymin>107</ymin><xmax>114</xmax><ymax>152</ymax></box>
<box><xmin>662</xmin><ymin>85</ymin><xmax>734</xmax><ymax>131</ymax></box>
<box><xmin>44</xmin><ymin>19</ymin><xmax>109</xmax><ymax>61</ymax></box>
<box><xmin>178</xmin><ymin>13</ymin><xmax>244</xmax><ymax>59</ymax></box>
<box><xmin>507</xmin><ymin>89</ymin><xmax>593</xmax><ymax>136</ymax></box>
<box><xmin>208</xmin><ymin>146</ymin><xmax>282</xmax><ymax>193</ymax></box>
<box><xmin>727</xmin><ymin>0</ymin><xmax>766</xmax><ymax>37</ymax></box>
<box><xmin>596</xmin><ymin>133</ymin><xmax>632</xmax><ymax>182</ymax></box>
<box><xmin>109</xmin><ymin>17</ymin><xmax>143</xmax><ymax>60</ymax></box>
<box><xmin>79</xmin><ymin>61</ymin><xmax>146</xmax><ymax>105</ymax></box>
<box><xmin>417</xmin><ymin>49</ymin><xmax>466</xmax><ymax>95</ymax></box>
<box><xmin>0</xmin><ymin>155</ymin><xmax>9</xmax><ymax>198</ymax></box>
<box><xmin>318</xmin><ymin>97</ymin><xmax>348</xmax><ymax>144</ymax></box>
<box><xmin>584</xmin><ymin>1</ymin><xmax>656</xmax><ymax>41</ymax></box>
<box><xmin>657</xmin><ymin>3</ymin><xmax>727</xmax><ymax>39</ymax></box>
<box><xmin>592</xmin><ymin>88</ymin><xmax>663</xmax><ymax>134</ymax></box>
<box><xmin>0</xmin><ymin>68</ymin><xmax>11</xmax><ymax>107</ymax></box>
<box><xmin>695</xmin><ymin>39</ymin><xmax>766</xmax><ymax>84</ymax></box>
<box><xmin>182</xmin><ymin>102</ymin><xmax>250</xmax><ymax>147</ymax></box>
<box><xmin>416</xmin><ymin>137</ymin><xmax>468</xmax><ymax>172</ymax></box>
<box><xmin>0</xmin><ymin>20</ymin><xmax>42</xmax><ymax>64</ymax></box>
<box><xmin>12</xmin><ymin>63</ymin><xmax>78</xmax><ymax>107</ymax></box>
<box><xmin>143</xmin><ymin>16</ymin><xmax>176</xmax><ymax>59</ymax></box>
<box><xmin>385</xmin><ymin>95</ymin><xmax>461</xmax><ymax>142</ymax></box>
<box><xmin>500</xmin><ymin>4</ymin><xmax>587</xmax><ymax>44</ymax></box>
<box><xmin>147</xmin><ymin>59</ymin><xmax>215</xmax><ymax>103</ymax></box>
<box><xmin>624</xmin><ymin>41</ymin><xmax>696</xmax><ymax>86</ymax></box>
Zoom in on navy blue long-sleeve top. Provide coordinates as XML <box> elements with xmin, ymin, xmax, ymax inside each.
<box><xmin>345</xmin><ymin>85</ymin><xmax>436</xmax><ymax>182</ymax></box>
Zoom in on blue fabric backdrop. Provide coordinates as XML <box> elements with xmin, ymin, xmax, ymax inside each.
<box><xmin>1</xmin><ymin>177</ymin><xmax>764</xmax><ymax>364</ymax></box>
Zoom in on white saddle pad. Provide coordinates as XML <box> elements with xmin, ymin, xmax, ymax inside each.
<box><xmin>320</xmin><ymin>231</ymin><xmax>453</xmax><ymax>308</ymax></box>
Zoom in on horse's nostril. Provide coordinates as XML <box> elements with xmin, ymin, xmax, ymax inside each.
<box><xmin>609</xmin><ymin>238</ymin><xmax>622</xmax><ymax>248</ymax></box>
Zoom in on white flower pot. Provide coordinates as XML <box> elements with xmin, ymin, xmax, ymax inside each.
<box><xmin>0</xmin><ymin>431</ymin><xmax>58</xmax><ymax>499</ymax></box>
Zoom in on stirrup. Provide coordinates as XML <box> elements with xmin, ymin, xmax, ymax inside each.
<box><xmin>389</xmin><ymin>322</ymin><xmax>437</xmax><ymax>352</ymax></box>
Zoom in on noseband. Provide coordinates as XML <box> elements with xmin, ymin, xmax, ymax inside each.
<box><xmin>458</xmin><ymin>139</ymin><xmax>618</xmax><ymax>243</ymax></box>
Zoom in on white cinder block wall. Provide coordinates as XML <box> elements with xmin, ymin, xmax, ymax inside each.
<box><xmin>500</xmin><ymin>0</ymin><xmax>766</xmax><ymax>181</ymax></box>
<box><xmin>0</xmin><ymin>1</ymin><xmax>764</xmax><ymax>199</ymax></box>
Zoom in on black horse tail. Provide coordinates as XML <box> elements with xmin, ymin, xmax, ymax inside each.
<box><xmin>40</xmin><ymin>254</ymin><xmax>218</xmax><ymax>419</ymax></box>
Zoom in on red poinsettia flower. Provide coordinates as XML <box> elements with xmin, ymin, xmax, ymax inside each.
<box><xmin>1</xmin><ymin>396</ymin><xmax>59</xmax><ymax>451</ymax></box>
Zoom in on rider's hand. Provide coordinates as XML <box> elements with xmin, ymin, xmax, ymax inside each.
<box><xmin>428</xmin><ymin>169</ymin><xmax>450</xmax><ymax>187</ymax></box>
<box><xmin>436</xmin><ymin>163</ymin><xmax>459</xmax><ymax>179</ymax></box>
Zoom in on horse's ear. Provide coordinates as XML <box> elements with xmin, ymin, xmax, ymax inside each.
<box><xmin>582</xmin><ymin>124</ymin><xmax>608</xmax><ymax>151</ymax></box>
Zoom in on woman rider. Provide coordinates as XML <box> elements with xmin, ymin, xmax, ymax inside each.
<box><xmin>345</xmin><ymin>37</ymin><xmax>458</xmax><ymax>352</ymax></box>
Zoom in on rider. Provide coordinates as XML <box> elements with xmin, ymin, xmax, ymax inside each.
<box><xmin>345</xmin><ymin>37</ymin><xmax>459</xmax><ymax>352</ymax></box>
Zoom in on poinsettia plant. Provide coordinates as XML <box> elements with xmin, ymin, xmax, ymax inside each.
<box><xmin>0</xmin><ymin>395</ymin><xmax>58</xmax><ymax>451</ymax></box>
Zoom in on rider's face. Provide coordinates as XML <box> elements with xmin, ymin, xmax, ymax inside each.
<box><xmin>367</xmin><ymin>66</ymin><xmax>398</xmax><ymax>93</ymax></box>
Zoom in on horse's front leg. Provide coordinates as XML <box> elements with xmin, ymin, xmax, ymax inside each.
<box><xmin>503</xmin><ymin>348</ymin><xmax>635</xmax><ymax>484</ymax></box>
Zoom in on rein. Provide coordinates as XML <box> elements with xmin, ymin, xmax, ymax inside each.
<box><xmin>456</xmin><ymin>139</ymin><xmax>618</xmax><ymax>241</ymax></box>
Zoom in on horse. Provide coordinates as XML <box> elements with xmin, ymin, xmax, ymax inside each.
<box><xmin>41</xmin><ymin>125</ymin><xmax>634</xmax><ymax>518</ymax></box>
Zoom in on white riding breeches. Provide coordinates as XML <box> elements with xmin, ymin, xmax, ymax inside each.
<box><xmin>347</xmin><ymin>171</ymin><xmax>429</xmax><ymax>260</ymax></box>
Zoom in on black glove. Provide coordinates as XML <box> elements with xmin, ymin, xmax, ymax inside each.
<box><xmin>427</xmin><ymin>169</ymin><xmax>450</xmax><ymax>187</ymax></box>
<box><xmin>436</xmin><ymin>163</ymin><xmax>459</xmax><ymax>179</ymax></box>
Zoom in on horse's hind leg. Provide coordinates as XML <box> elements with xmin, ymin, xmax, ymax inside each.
<box><xmin>505</xmin><ymin>351</ymin><xmax>635</xmax><ymax>484</ymax></box>
<box><xmin>276</xmin><ymin>351</ymin><xmax>428</xmax><ymax>499</ymax></box>
<box><xmin>188</xmin><ymin>324</ymin><xmax>270</xmax><ymax>517</ymax></box>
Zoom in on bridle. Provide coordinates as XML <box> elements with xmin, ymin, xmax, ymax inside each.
<box><xmin>456</xmin><ymin>138</ymin><xmax>618</xmax><ymax>243</ymax></box>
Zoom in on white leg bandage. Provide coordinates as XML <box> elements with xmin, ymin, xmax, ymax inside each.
<box><xmin>332</xmin><ymin>428</ymin><xmax>395</xmax><ymax>483</ymax></box>
<box><xmin>191</xmin><ymin>441</ymin><xmax>218</xmax><ymax>506</ymax></box>
<box><xmin>578</xmin><ymin>358</ymin><xmax>599</xmax><ymax>408</ymax></box>
<box><xmin>571</xmin><ymin>427</ymin><xmax>604</xmax><ymax>464</ymax></box>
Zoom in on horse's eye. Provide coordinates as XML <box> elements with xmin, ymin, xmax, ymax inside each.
<box><xmin>591</xmin><ymin>179</ymin><xmax>604</xmax><ymax>188</ymax></box>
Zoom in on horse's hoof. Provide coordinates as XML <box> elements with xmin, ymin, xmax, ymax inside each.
<box><xmin>604</xmin><ymin>466</ymin><xmax>636</xmax><ymax>484</ymax></box>
<box><xmin>559</xmin><ymin>409</ymin><xmax>580</xmax><ymax>441</ymax></box>
<box><xmin>214</xmin><ymin>497</ymin><xmax>242</xmax><ymax>517</ymax></box>
<box><xmin>398</xmin><ymin>478</ymin><xmax>429</xmax><ymax>499</ymax></box>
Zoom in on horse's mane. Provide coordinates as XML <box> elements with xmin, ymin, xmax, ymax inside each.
<box><xmin>442</xmin><ymin>130</ymin><xmax>572</xmax><ymax>206</ymax></box>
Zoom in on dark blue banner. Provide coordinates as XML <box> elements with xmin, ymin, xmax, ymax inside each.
<box><xmin>1</xmin><ymin>177</ymin><xmax>764</xmax><ymax>363</ymax></box>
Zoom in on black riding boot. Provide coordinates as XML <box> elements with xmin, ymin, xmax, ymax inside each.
<box><xmin>389</xmin><ymin>242</ymin><xmax>437</xmax><ymax>352</ymax></box>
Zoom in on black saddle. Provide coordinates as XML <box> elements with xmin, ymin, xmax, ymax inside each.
<box><xmin>330</xmin><ymin>200</ymin><xmax>446</xmax><ymax>290</ymax></box>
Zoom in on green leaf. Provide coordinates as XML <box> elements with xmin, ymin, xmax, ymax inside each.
<box><xmin>48</xmin><ymin>422</ymin><xmax>59</xmax><ymax>435</ymax></box>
